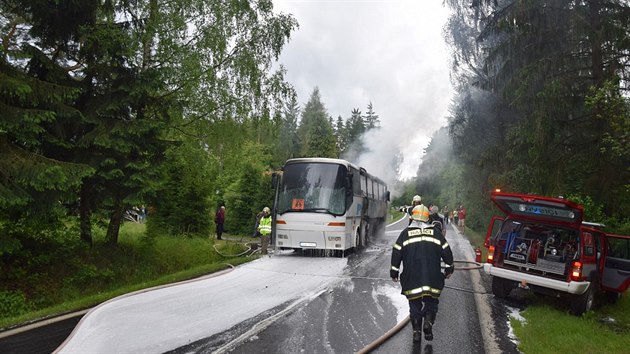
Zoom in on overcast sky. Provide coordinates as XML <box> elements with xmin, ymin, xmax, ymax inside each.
<box><xmin>273</xmin><ymin>0</ymin><xmax>454</xmax><ymax>184</ymax></box>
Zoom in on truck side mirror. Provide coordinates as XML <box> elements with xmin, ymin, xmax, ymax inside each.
<box><xmin>386</xmin><ymin>191</ymin><xmax>390</xmax><ymax>202</ymax></box>
<box><xmin>271</xmin><ymin>172</ymin><xmax>278</xmax><ymax>189</ymax></box>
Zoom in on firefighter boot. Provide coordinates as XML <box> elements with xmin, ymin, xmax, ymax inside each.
<box><xmin>411</xmin><ymin>318</ymin><xmax>423</xmax><ymax>343</ymax></box>
<box><xmin>423</xmin><ymin>312</ymin><xmax>436</xmax><ymax>341</ymax></box>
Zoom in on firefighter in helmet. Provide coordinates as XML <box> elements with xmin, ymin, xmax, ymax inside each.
<box><xmin>408</xmin><ymin>195</ymin><xmax>422</xmax><ymax>225</ymax></box>
<box><xmin>391</xmin><ymin>204</ymin><xmax>454</xmax><ymax>344</ymax></box>
<box><xmin>257</xmin><ymin>207</ymin><xmax>272</xmax><ymax>255</ymax></box>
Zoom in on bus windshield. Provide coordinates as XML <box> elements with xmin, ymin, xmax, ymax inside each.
<box><xmin>277</xmin><ymin>162</ymin><xmax>347</xmax><ymax>216</ymax></box>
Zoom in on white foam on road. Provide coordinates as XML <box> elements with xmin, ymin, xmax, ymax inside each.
<box><xmin>377</xmin><ymin>283</ymin><xmax>408</xmax><ymax>323</ymax></box>
<box><xmin>56</xmin><ymin>255</ymin><xmax>347</xmax><ymax>354</ymax></box>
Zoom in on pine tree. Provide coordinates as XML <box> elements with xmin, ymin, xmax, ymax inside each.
<box><xmin>343</xmin><ymin>108</ymin><xmax>365</xmax><ymax>159</ymax></box>
<box><xmin>335</xmin><ymin>115</ymin><xmax>347</xmax><ymax>152</ymax></box>
<box><xmin>299</xmin><ymin>88</ymin><xmax>337</xmax><ymax>158</ymax></box>
<box><xmin>363</xmin><ymin>102</ymin><xmax>380</xmax><ymax>129</ymax></box>
<box><xmin>276</xmin><ymin>95</ymin><xmax>300</xmax><ymax>163</ymax></box>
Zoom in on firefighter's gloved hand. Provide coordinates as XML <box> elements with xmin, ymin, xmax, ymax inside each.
<box><xmin>390</xmin><ymin>270</ymin><xmax>399</xmax><ymax>281</ymax></box>
<box><xmin>444</xmin><ymin>265</ymin><xmax>454</xmax><ymax>279</ymax></box>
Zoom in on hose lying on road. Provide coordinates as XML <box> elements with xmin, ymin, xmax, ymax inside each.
<box><xmin>451</xmin><ymin>260</ymin><xmax>483</xmax><ymax>270</ymax></box>
<box><xmin>212</xmin><ymin>243</ymin><xmax>252</xmax><ymax>257</ymax></box>
<box><xmin>356</xmin><ymin>315</ymin><xmax>410</xmax><ymax>354</ymax></box>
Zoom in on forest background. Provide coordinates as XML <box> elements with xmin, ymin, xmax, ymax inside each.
<box><xmin>1</xmin><ymin>0</ymin><xmax>629</xmax><ymax>327</ymax></box>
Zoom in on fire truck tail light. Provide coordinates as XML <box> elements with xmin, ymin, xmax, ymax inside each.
<box><xmin>276</xmin><ymin>220</ymin><xmax>286</xmax><ymax>224</ymax></box>
<box><xmin>487</xmin><ymin>246</ymin><xmax>495</xmax><ymax>263</ymax></box>
<box><xmin>571</xmin><ymin>261</ymin><xmax>583</xmax><ymax>281</ymax></box>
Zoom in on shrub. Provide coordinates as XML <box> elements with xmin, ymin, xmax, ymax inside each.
<box><xmin>0</xmin><ymin>291</ymin><xmax>30</xmax><ymax>318</ymax></box>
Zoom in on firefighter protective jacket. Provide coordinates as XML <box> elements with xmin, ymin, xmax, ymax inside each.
<box><xmin>390</xmin><ymin>222</ymin><xmax>454</xmax><ymax>300</ymax></box>
<box><xmin>258</xmin><ymin>216</ymin><xmax>272</xmax><ymax>235</ymax></box>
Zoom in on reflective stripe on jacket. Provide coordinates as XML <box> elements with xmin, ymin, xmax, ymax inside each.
<box><xmin>258</xmin><ymin>216</ymin><xmax>272</xmax><ymax>235</ymax></box>
<box><xmin>390</xmin><ymin>222</ymin><xmax>454</xmax><ymax>300</ymax></box>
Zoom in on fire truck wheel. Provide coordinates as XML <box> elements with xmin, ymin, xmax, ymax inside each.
<box><xmin>491</xmin><ymin>276</ymin><xmax>514</xmax><ymax>299</ymax></box>
<box><xmin>570</xmin><ymin>280</ymin><xmax>597</xmax><ymax>316</ymax></box>
<box><xmin>605</xmin><ymin>290</ymin><xmax>621</xmax><ymax>304</ymax></box>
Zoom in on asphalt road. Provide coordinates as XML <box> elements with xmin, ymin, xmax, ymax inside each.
<box><xmin>0</xmin><ymin>217</ymin><xmax>522</xmax><ymax>354</ymax></box>
<box><xmin>0</xmin><ymin>315</ymin><xmax>82</xmax><ymax>354</ymax></box>
<box><xmin>172</xmin><ymin>218</ymin><xmax>519</xmax><ymax>354</ymax></box>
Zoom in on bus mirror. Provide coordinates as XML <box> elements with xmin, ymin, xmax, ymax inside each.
<box><xmin>386</xmin><ymin>191</ymin><xmax>390</xmax><ymax>202</ymax></box>
<box><xmin>271</xmin><ymin>172</ymin><xmax>278</xmax><ymax>189</ymax></box>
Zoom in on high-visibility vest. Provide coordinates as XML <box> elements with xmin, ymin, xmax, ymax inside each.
<box><xmin>258</xmin><ymin>216</ymin><xmax>272</xmax><ymax>235</ymax></box>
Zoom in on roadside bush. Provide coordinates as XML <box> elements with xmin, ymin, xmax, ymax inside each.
<box><xmin>0</xmin><ymin>291</ymin><xmax>30</xmax><ymax>318</ymax></box>
<box><xmin>63</xmin><ymin>264</ymin><xmax>115</xmax><ymax>289</ymax></box>
<box><xmin>146</xmin><ymin>142</ymin><xmax>215</xmax><ymax>238</ymax></box>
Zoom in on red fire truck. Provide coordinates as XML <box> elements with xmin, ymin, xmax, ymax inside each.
<box><xmin>483</xmin><ymin>191</ymin><xmax>630</xmax><ymax>315</ymax></box>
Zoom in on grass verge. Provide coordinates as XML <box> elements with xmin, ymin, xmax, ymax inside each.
<box><xmin>511</xmin><ymin>295</ymin><xmax>630</xmax><ymax>353</ymax></box>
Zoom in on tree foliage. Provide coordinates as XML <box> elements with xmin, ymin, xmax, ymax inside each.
<box><xmin>297</xmin><ymin>88</ymin><xmax>338</xmax><ymax>158</ymax></box>
<box><xmin>421</xmin><ymin>0</ymin><xmax>630</xmax><ymax>231</ymax></box>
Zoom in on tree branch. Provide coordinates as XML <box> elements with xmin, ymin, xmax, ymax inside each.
<box><xmin>2</xmin><ymin>20</ymin><xmax>18</xmax><ymax>58</ymax></box>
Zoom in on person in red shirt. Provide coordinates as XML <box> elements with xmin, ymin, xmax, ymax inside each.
<box><xmin>215</xmin><ymin>206</ymin><xmax>225</xmax><ymax>240</ymax></box>
<box><xmin>457</xmin><ymin>205</ymin><xmax>466</xmax><ymax>229</ymax></box>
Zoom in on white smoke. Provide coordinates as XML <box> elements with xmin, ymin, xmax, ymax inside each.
<box><xmin>342</xmin><ymin>123</ymin><xmax>432</xmax><ymax>198</ymax></box>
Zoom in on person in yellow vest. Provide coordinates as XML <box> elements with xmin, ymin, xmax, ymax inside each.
<box><xmin>257</xmin><ymin>207</ymin><xmax>272</xmax><ymax>255</ymax></box>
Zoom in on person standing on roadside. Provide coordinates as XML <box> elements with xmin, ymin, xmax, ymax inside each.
<box><xmin>442</xmin><ymin>206</ymin><xmax>449</xmax><ymax>225</ymax></box>
<box><xmin>215</xmin><ymin>206</ymin><xmax>225</xmax><ymax>240</ymax></box>
<box><xmin>458</xmin><ymin>205</ymin><xmax>467</xmax><ymax>230</ymax></box>
<box><xmin>390</xmin><ymin>205</ymin><xmax>454</xmax><ymax>345</ymax></box>
<box><xmin>453</xmin><ymin>206</ymin><xmax>459</xmax><ymax>226</ymax></box>
<box><xmin>429</xmin><ymin>205</ymin><xmax>446</xmax><ymax>236</ymax></box>
<box><xmin>257</xmin><ymin>207</ymin><xmax>272</xmax><ymax>255</ymax></box>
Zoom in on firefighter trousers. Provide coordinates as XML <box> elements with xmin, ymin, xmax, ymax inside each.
<box><xmin>409</xmin><ymin>296</ymin><xmax>439</xmax><ymax>320</ymax></box>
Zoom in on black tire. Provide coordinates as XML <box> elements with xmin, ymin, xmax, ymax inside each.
<box><xmin>570</xmin><ymin>281</ymin><xmax>596</xmax><ymax>316</ymax></box>
<box><xmin>491</xmin><ymin>276</ymin><xmax>514</xmax><ymax>299</ymax></box>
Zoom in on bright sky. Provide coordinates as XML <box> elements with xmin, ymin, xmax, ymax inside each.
<box><xmin>273</xmin><ymin>0</ymin><xmax>454</xmax><ymax>182</ymax></box>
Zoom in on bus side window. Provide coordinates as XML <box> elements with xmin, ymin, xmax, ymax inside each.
<box><xmin>360</xmin><ymin>173</ymin><xmax>367</xmax><ymax>196</ymax></box>
<box><xmin>352</xmin><ymin>169</ymin><xmax>361</xmax><ymax>196</ymax></box>
<box><xmin>370</xmin><ymin>180</ymin><xmax>374</xmax><ymax>199</ymax></box>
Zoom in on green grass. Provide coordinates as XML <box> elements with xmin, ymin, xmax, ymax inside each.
<box><xmin>511</xmin><ymin>296</ymin><xmax>630</xmax><ymax>353</ymax></box>
<box><xmin>458</xmin><ymin>225</ymin><xmax>490</xmax><ymax>261</ymax></box>
<box><xmin>0</xmin><ymin>223</ymin><xmax>255</xmax><ymax>330</ymax></box>
<box><xmin>388</xmin><ymin>209</ymin><xmax>406</xmax><ymax>223</ymax></box>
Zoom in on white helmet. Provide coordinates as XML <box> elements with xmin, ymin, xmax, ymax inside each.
<box><xmin>411</xmin><ymin>205</ymin><xmax>430</xmax><ymax>222</ymax></box>
<box><xmin>412</xmin><ymin>195</ymin><xmax>421</xmax><ymax>203</ymax></box>
<box><xmin>262</xmin><ymin>207</ymin><xmax>271</xmax><ymax>213</ymax></box>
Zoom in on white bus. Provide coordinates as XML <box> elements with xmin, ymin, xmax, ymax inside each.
<box><xmin>272</xmin><ymin>158</ymin><xmax>389</xmax><ymax>254</ymax></box>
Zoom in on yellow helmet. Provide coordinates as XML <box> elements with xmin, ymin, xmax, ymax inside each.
<box><xmin>411</xmin><ymin>205</ymin><xmax>430</xmax><ymax>222</ymax></box>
